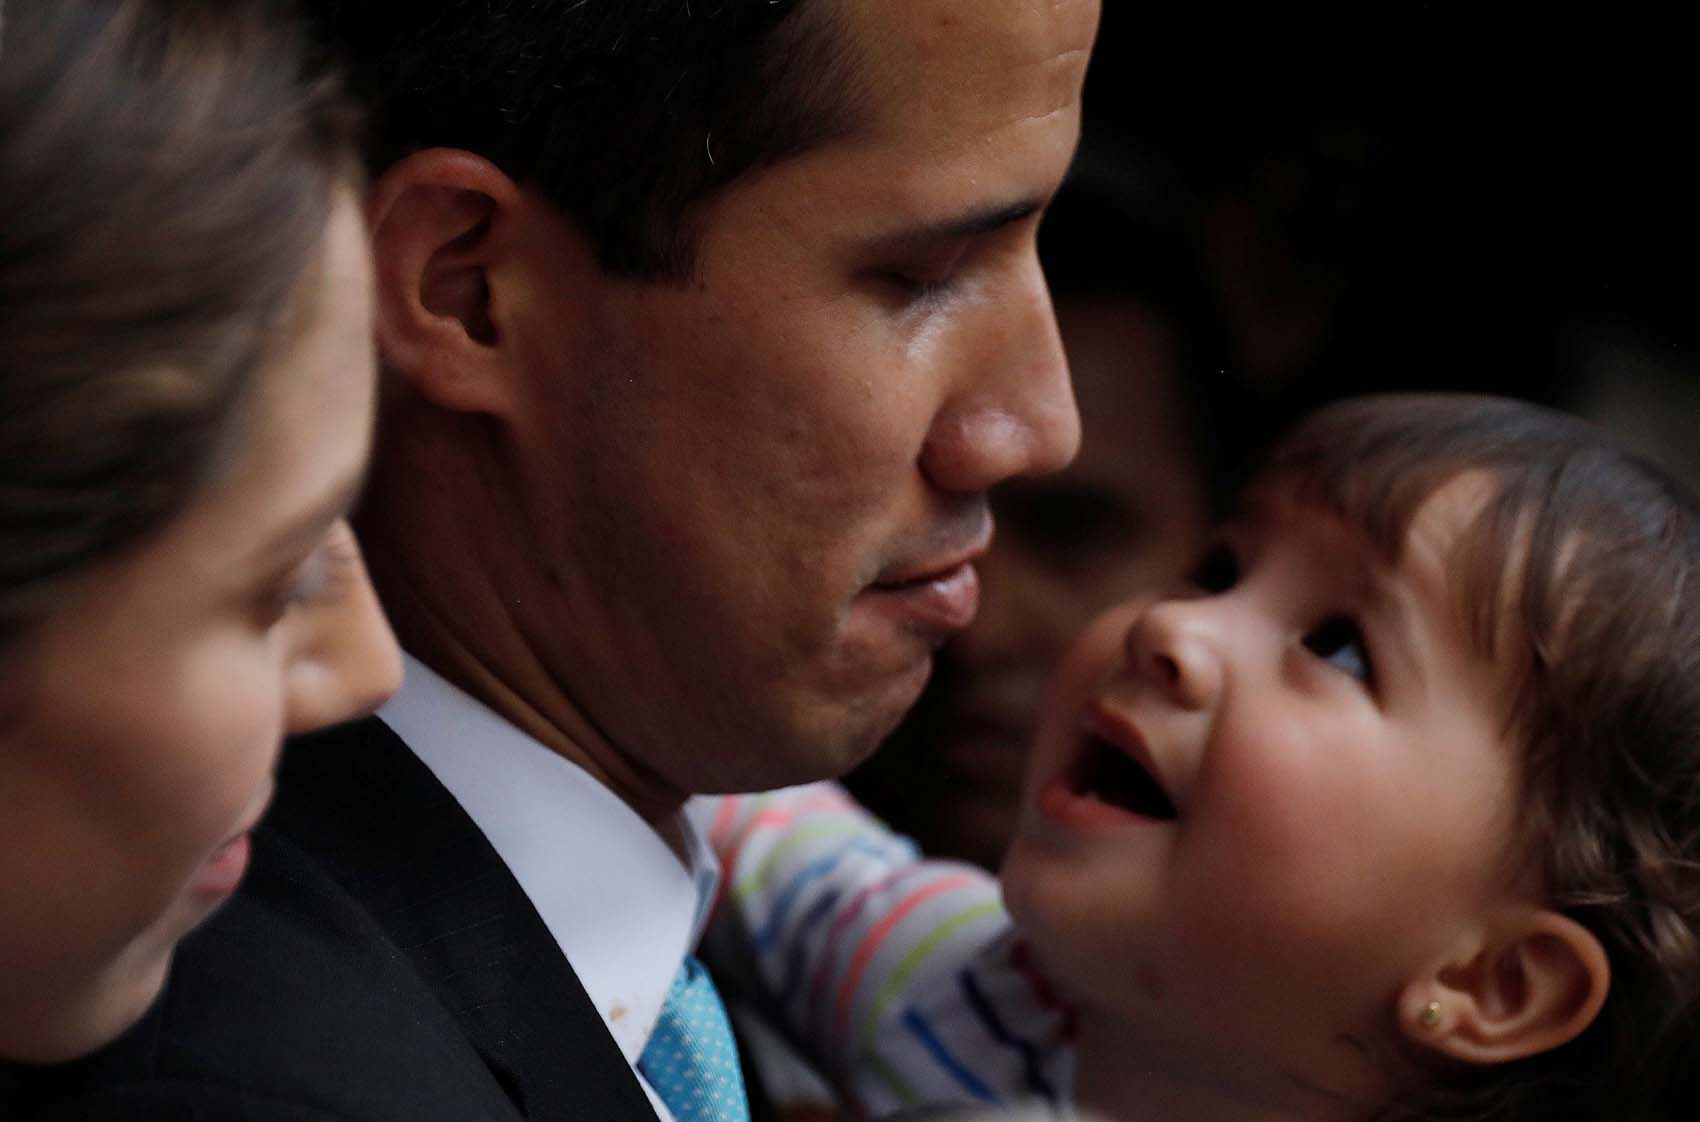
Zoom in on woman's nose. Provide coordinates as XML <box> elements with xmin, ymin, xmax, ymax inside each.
<box><xmin>285</xmin><ymin>530</ymin><xmax>402</xmax><ymax>736</ymax></box>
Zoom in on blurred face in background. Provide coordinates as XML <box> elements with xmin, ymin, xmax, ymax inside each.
<box><xmin>0</xmin><ymin>196</ymin><xmax>401</xmax><ymax>1063</ymax></box>
<box><xmin>852</xmin><ymin>293</ymin><xmax>1212</xmax><ymax>867</ymax></box>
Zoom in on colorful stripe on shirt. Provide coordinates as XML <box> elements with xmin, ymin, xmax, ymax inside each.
<box><xmin>700</xmin><ymin>783</ymin><xmax>1077</xmax><ymax>1120</ymax></box>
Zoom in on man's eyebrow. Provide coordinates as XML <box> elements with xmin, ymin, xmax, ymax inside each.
<box><xmin>868</xmin><ymin>198</ymin><xmax>1045</xmax><ymax>250</ymax></box>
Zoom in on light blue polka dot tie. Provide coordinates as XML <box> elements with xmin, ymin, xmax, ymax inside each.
<box><xmin>638</xmin><ymin>956</ymin><xmax>751</xmax><ymax>1122</ymax></box>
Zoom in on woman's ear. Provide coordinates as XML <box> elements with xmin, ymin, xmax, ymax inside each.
<box><xmin>365</xmin><ymin>149</ymin><xmax>524</xmax><ymax>416</ymax></box>
<box><xmin>1398</xmin><ymin>909</ymin><xmax>1610</xmax><ymax>1066</ymax></box>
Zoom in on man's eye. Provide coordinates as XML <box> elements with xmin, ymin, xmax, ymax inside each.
<box><xmin>874</xmin><ymin>245</ymin><xmax>971</xmax><ymax>310</ymax></box>
<box><xmin>1303</xmin><ymin>616</ymin><xmax>1373</xmax><ymax>684</ymax></box>
<box><xmin>1187</xmin><ymin>542</ymin><xmax>1239</xmax><ymax>594</ymax></box>
<box><xmin>882</xmin><ymin>269</ymin><xmax>958</xmax><ymax>306</ymax></box>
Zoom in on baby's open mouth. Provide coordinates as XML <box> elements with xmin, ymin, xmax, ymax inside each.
<box><xmin>1067</xmin><ymin>731</ymin><xmax>1178</xmax><ymax>822</ymax></box>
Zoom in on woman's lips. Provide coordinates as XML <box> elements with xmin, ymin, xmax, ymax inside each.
<box><xmin>189</xmin><ymin>831</ymin><xmax>251</xmax><ymax>899</ymax></box>
<box><xmin>189</xmin><ymin>785</ymin><xmax>270</xmax><ymax>901</ymax></box>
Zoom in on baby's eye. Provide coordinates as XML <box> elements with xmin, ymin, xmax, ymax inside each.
<box><xmin>1187</xmin><ymin>541</ymin><xmax>1239</xmax><ymax>595</ymax></box>
<box><xmin>1303</xmin><ymin>616</ymin><xmax>1373</xmax><ymax>684</ymax></box>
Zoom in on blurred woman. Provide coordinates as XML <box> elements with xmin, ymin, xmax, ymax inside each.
<box><xmin>0</xmin><ymin>0</ymin><xmax>400</xmax><ymax>1063</ymax></box>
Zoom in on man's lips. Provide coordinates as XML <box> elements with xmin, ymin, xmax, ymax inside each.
<box><xmin>862</xmin><ymin>521</ymin><xmax>993</xmax><ymax>636</ymax></box>
<box><xmin>863</xmin><ymin>560</ymin><xmax>982</xmax><ymax>634</ymax></box>
<box><xmin>872</xmin><ymin>513</ymin><xmax>994</xmax><ymax>589</ymax></box>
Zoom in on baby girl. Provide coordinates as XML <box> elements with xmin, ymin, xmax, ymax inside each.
<box><xmin>701</xmin><ymin>393</ymin><xmax>1700</xmax><ymax>1122</ymax></box>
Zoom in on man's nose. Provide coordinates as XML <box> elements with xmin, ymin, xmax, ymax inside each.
<box><xmin>918</xmin><ymin>262</ymin><xmax>1080</xmax><ymax>495</ymax></box>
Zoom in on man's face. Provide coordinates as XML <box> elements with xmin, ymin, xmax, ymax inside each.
<box><xmin>505</xmin><ymin>0</ymin><xmax>1097</xmax><ymax>797</ymax></box>
<box><xmin>863</xmin><ymin>296</ymin><xmax>1211</xmax><ymax>869</ymax></box>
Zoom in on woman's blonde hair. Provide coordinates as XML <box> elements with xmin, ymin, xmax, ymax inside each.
<box><xmin>0</xmin><ymin>0</ymin><xmax>358</xmax><ymax>649</ymax></box>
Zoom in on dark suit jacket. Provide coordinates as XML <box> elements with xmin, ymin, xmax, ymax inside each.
<box><xmin>8</xmin><ymin>717</ymin><xmax>660</xmax><ymax>1122</ymax></box>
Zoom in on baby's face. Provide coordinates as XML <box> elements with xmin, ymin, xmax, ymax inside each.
<box><xmin>1001</xmin><ymin>477</ymin><xmax>1532</xmax><ymax>1093</ymax></box>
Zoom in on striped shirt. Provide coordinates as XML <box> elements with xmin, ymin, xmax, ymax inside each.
<box><xmin>696</xmin><ymin>783</ymin><xmax>1077</xmax><ymax>1120</ymax></box>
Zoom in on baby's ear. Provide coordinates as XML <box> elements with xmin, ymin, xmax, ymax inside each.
<box><xmin>1397</xmin><ymin>909</ymin><xmax>1610</xmax><ymax>1065</ymax></box>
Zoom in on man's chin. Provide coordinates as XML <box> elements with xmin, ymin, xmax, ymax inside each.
<box><xmin>845</xmin><ymin>652</ymin><xmax>938</xmax><ymax>752</ymax></box>
<box><xmin>759</xmin><ymin>655</ymin><xmax>937</xmax><ymax>787</ymax></box>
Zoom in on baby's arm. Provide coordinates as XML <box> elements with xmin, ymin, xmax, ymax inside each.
<box><xmin>693</xmin><ymin>784</ymin><xmax>1075</xmax><ymax>1119</ymax></box>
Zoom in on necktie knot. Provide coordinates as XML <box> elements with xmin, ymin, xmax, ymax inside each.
<box><xmin>638</xmin><ymin>956</ymin><xmax>751</xmax><ymax>1122</ymax></box>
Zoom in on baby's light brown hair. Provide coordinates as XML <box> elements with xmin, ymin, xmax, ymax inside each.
<box><xmin>1260</xmin><ymin>393</ymin><xmax>1700</xmax><ymax>1121</ymax></box>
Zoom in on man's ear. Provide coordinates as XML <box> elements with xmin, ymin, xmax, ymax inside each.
<box><xmin>366</xmin><ymin>149</ymin><xmax>525</xmax><ymax>416</ymax></box>
<box><xmin>1397</xmin><ymin>909</ymin><xmax>1610</xmax><ymax>1066</ymax></box>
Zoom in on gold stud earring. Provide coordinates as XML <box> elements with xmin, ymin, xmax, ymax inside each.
<box><xmin>1420</xmin><ymin>1001</ymin><xmax>1442</xmax><ymax>1028</ymax></box>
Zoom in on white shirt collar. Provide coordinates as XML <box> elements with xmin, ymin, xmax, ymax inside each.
<box><xmin>377</xmin><ymin>652</ymin><xmax>720</xmax><ymax>1068</ymax></box>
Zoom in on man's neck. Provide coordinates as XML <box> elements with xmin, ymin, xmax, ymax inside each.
<box><xmin>362</xmin><ymin>526</ymin><xmax>689</xmax><ymax>828</ymax></box>
<box><xmin>408</xmin><ymin>622</ymin><xmax>689</xmax><ymax>827</ymax></box>
<box><xmin>355</xmin><ymin>395</ymin><xmax>698</xmax><ymax>828</ymax></box>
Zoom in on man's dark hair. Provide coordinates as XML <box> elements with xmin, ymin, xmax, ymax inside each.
<box><xmin>299</xmin><ymin>0</ymin><xmax>865</xmax><ymax>279</ymax></box>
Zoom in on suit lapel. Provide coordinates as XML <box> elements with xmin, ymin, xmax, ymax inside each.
<box><xmin>272</xmin><ymin>717</ymin><xmax>659</xmax><ymax>1122</ymax></box>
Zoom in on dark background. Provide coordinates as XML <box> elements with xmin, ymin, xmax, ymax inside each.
<box><xmin>1076</xmin><ymin>6</ymin><xmax>1697</xmax><ymax>480</ymax></box>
